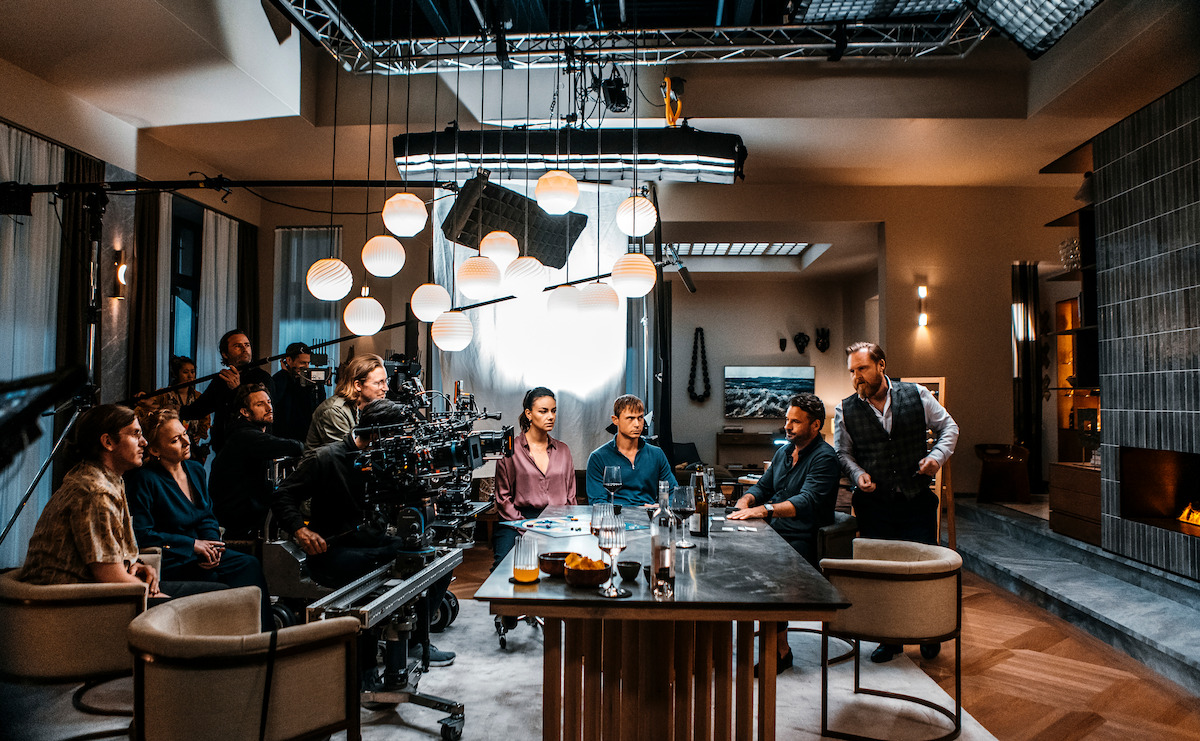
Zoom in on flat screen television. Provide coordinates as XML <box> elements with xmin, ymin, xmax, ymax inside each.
<box><xmin>723</xmin><ymin>366</ymin><xmax>816</xmax><ymax>419</ymax></box>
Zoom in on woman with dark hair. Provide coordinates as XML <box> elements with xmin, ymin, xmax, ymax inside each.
<box><xmin>492</xmin><ymin>387</ymin><xmax>576</xmax><ymax>569</ymax></box>
<box><xmin>18</xmin><ymin>405</ymin><xmax>223</xmax><ymax>604</ymax></box>
<box><xmin>126</xmin><ymin>409</ymin><xmax>272</xmax><ymax>629</ymax></box>
<box><xmin>137</xmin><ymin>355</ymin><xmax>211</xmax><ymax>463</ymax></box>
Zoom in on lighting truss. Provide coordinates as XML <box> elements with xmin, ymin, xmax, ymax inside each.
<box><xmin>274</xmin><ymin>0</ymin><xmax>991</xmax><ymax>73</ymax></box>
<box><xmin>394</xmin><ymin>125</ymin><xmax>748</xmax><ymax>185</ymax></box>
<box><xmin>672</xmin><ymin>242</ymin><xmax>821</xmax><ymax>257</ymax></box>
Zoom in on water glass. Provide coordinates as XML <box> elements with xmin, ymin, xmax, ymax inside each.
<box><xmin>512</xmin><ymin>534</ymin><xmax>539</xmax><ymax>583</ymax></box>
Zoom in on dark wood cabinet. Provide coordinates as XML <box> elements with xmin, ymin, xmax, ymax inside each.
<box><xmin>1049</xmin><ymin>462</ymin><xmax>1100</xmax><ymax>545</ymax></box>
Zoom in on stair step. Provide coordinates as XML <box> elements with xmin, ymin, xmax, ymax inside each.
<box><xmin>954</xmin><ymin>500</ymin><xmax>1200</xmax><ymax>696</ymax></box>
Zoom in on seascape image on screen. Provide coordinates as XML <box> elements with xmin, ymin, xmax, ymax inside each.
<box><xmin>724</xmin><ymin>366</ymin><xmax>816</xmax><ymax>419</ymax></box>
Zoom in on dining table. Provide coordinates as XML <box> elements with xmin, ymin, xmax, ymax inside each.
<box><xmin>474</xmin><ymin>505</ymin><xmax>849</xmax><ymax>741</ymax></box>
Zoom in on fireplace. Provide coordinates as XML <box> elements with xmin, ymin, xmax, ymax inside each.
<box><xmin>1119</xmin><ymin>447</ymin><xmax>1200</xmax><ymax>538</ymax></box>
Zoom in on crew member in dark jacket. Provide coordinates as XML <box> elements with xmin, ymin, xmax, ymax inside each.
<box><xmin>271</xmin><ymin>342</ymin><xmax>326</xmax><ymax>442</ymax></box>
<box><xmin>730</xmin><ymin>392</ymin><xmax>840</xmax><ymax>673</ymax></box>
<box><xmin>126</xmin><ymin>409</ymin><xmax>272</xmax><ymax>629</ymax></box>
<box><xmin>181</xmin><ymin>329</ymin><xmax>273</xmax><ymax>452</ymax></box>
<box><xmin>208</xmin><ymin>383</ymin><xmax>303</xmax><ymax>538</ymax></box>
<box><xmin>274</xmin><ymin>399</ymin><xmax>455</xmax><ymax>672</ymax></box>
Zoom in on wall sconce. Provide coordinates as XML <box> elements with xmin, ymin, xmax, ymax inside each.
<box><xmin>917</xmin><ymin>284</ymin><xmax>928</xmax><ymax>326</ymax></box>
<box><xmin>113</xmin><ymin>246</ymin><xmax>128</xmax><ymax>300</ymax></box>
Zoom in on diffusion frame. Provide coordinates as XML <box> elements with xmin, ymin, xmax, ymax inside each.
<box><xmin>723</xmin><ymin>366</ymin><xmax>815</xmax><ymax>419</ymax></box>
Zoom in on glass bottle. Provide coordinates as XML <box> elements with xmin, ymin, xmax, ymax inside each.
<box><xmin>650</xmin><ymin>481</ymin><xmax>676</xmax><ymax>599</ymax></box>
<box><xmin>690</xmin><ymin>471</ymin><xmax>710</xmax><ymax>537</ymax></box>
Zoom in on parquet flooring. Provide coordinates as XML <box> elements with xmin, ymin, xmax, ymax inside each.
<box><xmin>455</xmin><ymin>542</ymin><xmax>1200</xmax><ymax>739</ymax></box>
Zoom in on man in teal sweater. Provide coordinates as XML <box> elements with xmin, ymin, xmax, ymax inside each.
<box><xmin>585</xmin><ymin>395</ymin><xmax>676</xmax><ymax>506</ymax></box>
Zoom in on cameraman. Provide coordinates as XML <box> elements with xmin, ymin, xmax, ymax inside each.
<box><xmin>271</xmin><ymin>342</ymin><xmax>326</xmax><ymax>442</ymax></box>
<box><xmin>304</xmin><ymin>353</ymin><xmax>388</xmax><ymax>451</ymax></box>
<box><xmin>181</xmin><ymin>329</ymin><xmax>272</xmax><ymax>452</ymax></box>
<box><xmin>274</xmin><ymin>399</ymin><xmax>455</xmax><ymax>671</ymax></box>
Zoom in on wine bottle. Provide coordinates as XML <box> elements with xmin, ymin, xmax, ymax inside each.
<box><xmin>650</xmin><ymin>481</ymin><xmax>676</xmax><ymax>599</ymax></box>
<box><xmin>691</xmin><ymin>471</ymin><xmax>710</xmax><ymax>537</ymax></box>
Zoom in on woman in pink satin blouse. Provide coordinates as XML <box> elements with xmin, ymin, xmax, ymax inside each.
<box><xmin>492</xmin><ymin>387</ymin><xmax>576</xmax><ymax>569</ymax></box>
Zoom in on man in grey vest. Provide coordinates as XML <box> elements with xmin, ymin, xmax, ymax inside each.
<box><xmin>834</xmin><ymin>341</ymin><xmax>958</xmax><ymax>662</ymax></box>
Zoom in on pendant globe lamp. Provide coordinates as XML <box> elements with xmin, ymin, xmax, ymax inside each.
<box><xmin>577</xmin><ymin>282</ymin><xmax>620</xmax><ymax>316</ymax></box>
<box><xmin>547</xmin><ymin>283</ymin><xmax>581</xmax><ymax>315</ymax></box>
<box><xmin>343</xmin><ymin>287</ymin><xmax>386</xmax><ymax>336</ymax></box>
<box><xmin>504</xmin><ymin>255</ymin><xmax>547</xmax><ymax>298</ymax></box>
<box><xmin>615</xmin><ymin>194</ymin><xmax>658</xmax><ymax>237</ymax></box>
<box><xmin>382</xmin><ymin>193</ymin><xmax>428</xmax><ymax>237</ymax></box>
<box><xmin>610</xmin><ymin>251</ymin><xmax>656</xmax><ymax>297</ymax></box>
<box><xmin>361</xmin><ymin>235</ymin><xmax>406</xmax><ymax>277</ymax></box>
<box><xmin>456</xmin><ymin>255</ymin><xmax>502</xmax><ymax>299</ymax></box>
<box><xmin>431</xmin><ymin>311</ymin><xmax>473</xmax><ymax>351</ymax></box>
<box><xmin>478</xmin><ymin>230</ymin><xmax>519</xmax><ymax>274</ymax></box>
<box><xmin>535</xmin><ymin>170</ymin><xmax>580</xmax><ymax>214</ymax></box>
<box><xmin>306</xmin><ymin>257</ymin><xmax>354</xmax><ymax>301</ymax></box>
<box><xmin>411</xmin><ymin>283</ymin><xmax>451</xmax><ymax>322</ymax></box>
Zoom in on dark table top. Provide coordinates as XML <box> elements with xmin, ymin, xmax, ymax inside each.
<box><xmin>475</xmin><ymin>506</ymin><xmax>848</xmax><ymax>621</ymax></box>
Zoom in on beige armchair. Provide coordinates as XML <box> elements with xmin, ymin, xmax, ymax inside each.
<box><xmin>127</xmin><ymin>585</ymin><xmax>361</xmax><ymax>741</ymax></box>
<box><xmin>0</xmin><ymin>547</ymin><xmax>162</xmax><ymax>735</ymax></box>
<box><xmin>819</xmin><ymin>538</ymin><xmax>962</xmax><ymax>741</ymax></box>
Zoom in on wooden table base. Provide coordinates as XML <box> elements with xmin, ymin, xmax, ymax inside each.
<box><xmin>542</xmin><ymin>617</ymin><xmax>775</xmax><ymax>741</ymax></box>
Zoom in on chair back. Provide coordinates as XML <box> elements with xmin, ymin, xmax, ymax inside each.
<box><xmin>0</xmin><ymin>570</ymin><xmax>146</xmax><ymax>682</ymax></box>
<box><xmin>821</xmin><ymin>538</ymin><xmax>962</xmax><ymax>644</ymax></box>
<box><xmin>127</xmin><ymin>586</ymin><xmax>360</xmax><ymax>741</ymax></box>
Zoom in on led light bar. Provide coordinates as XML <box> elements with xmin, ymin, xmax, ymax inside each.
<box><xmin>672</xmin><ymin>242</ymin><xmax>816</xmax><ymax>257</ymax></box>
<box><xmin>394</xmin><ymin>125</ymin><xmax>747</xmax><ymax>185</ymax></box>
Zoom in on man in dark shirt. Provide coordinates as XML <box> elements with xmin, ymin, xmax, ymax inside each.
<box><xmin>271</xmin><ymin>342</ymin><xmax>326</xmax><ymax>442</ymax></box>
<box><xmin>273</xmin><ymin>399</ymin><xmax>455</xmax><ymax>671</ymax></box>
<box><xmin>585</xmin><ymin>395</ymin><xmax>676</xmax><ymax>506</ymax></box>
<box><xmin>729</xmin><ymin>392</ymin><xmax>840</xmax><ymax>673</ymax></box>
<box><xmin>208</xmin><ymin>383</ymin><xmax>303</xmax><ymax>538</ymax></box>
<box><xmin>181</xmin><ymin>329</ymin><xmax>273</xmax><ymax>452</ymax></box>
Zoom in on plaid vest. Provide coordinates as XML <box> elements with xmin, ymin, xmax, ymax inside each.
<box><xmin>840</xmin><ymin>380</ymin><xmax>932</xmax><ymax>498</ymax></box>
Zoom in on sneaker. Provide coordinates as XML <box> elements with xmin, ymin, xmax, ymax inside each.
<box><xmin>870</xmin><ymin>643</ymin><xmax>903</xmax><ymax>663</ymax></box>
<box><xmin>409</xmin><ymin>642</ymin><xmax>456</xmax><ymax>667</ymax></box>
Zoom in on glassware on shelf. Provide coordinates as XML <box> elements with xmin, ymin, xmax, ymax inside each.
<box><xmin>596</xmin><ymin>512</ymin><xmax>630</xmax><ymax>598</ymax></box>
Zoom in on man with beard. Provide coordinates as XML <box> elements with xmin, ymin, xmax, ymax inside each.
<box><xmin>728</xmin><ymin>392</ymin><xmax>839</xmax><ymax>673</ymax></box>
<box><xmin>208</xmin><ymin>384</ymin><xmax>303</xmax><ymax>538</ymax></box>
<box><xmin>834</xmin><ymin>341</ymin><xmax>958</xmax><ymax>662</ymax></box>
<box><xmin>181</xmin><ymin>329</ymin><xmax>273</xmax><ymax>452</ymax></box>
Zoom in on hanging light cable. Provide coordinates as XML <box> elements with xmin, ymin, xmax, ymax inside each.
<box><xmin>307</xmin><ymin>15</ymin><xmax>353</xmax><ymax>302</ymax></box>
<box><xmin>382</xmin><ymin>0</ymin><xmax>427</xmax><ymax>237</ymax></box>
<box><xmin>580</xmin><ymin>56</ymin><xmax>619</xmax><ymax>317</ymax></box>
<box><xmin>616</xmin><ymin>41</ymin><xmax>658</xmax><ymax>239</ymax></box>
<box><xmin>612</xmin><ymin>45</ymin><xmax>656</xmax><ymax>297</ymax></box>
<box><xmin>361</xmin><ymin>8</ymin><xmax>405</xmax><ymax>280</ymax></box>
<box><xmin>536</xmin><ymin>37</ymin><xmax>578</xmax><ymax>214</ymax></box>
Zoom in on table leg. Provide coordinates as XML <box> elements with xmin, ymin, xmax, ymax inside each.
<box><xmin>712</xmin><ymin>622</ymin><xmax>732</xmax><ymax>741</ymax></box>
<box><xmin>601</xmin><ymin>620</ymin><xmax>622</xmax><ymax>740</ymax></box>
<box><xmin>639</xmin><ymin>622</ymin><xmax>674</xmax><ymax>740</ymax></box>
<box><xmin>582</xmin><ymin>620</ymin><xmax>602</xmax><ymax>741</ymax></box>
<box><xmin>544</xmin><ymin>617</ymin><xmax>563</xmax><ymax>741</ymax></box>
<box><xmin>563</xmin><ymin>619</ymin><xmax>583</xmax><ymax>741</ymax></box>
<box><xmin>757</xmin><ymin>622</ymin><xmax>776</xmax><ymax>741</ymax></box>
<box><xmin>735</xmin><ymin>621</ymin><xmax>754</xmax><ymax>740</ymax></box>
<box><xmin>619</xmin><ymin>621</ymin><xmax>640</xmax><ymax>741</ymax></box>
<box><xmin>674</xmin><ymin>621</ymin><xmax>696</xmax><ymax>741</ymax></box>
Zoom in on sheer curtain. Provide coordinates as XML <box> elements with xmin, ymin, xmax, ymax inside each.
<box><xmin>273</xmin><ymin>227</ymin><xmax>340</xmax><ymax>360</ymax></box>
<box><xmin>0</xmin><ymin>123</ymin><xmax>65</xmax><ymax>567</ymax></box>
<box><xmin>433</xmin><ymin>182</ymin><xmax>629</xmax><ymax>471</ymax></box>
<box><xmin>195</xmin><ymin>210</ymin><xmax>239</xmax><ymax>378</ymax></box>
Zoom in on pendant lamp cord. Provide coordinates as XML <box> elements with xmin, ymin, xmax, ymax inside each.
<box><xmin>688</xmin><ymin>327</ymin><xmax>711</xmax><ymax>403</ymax></box>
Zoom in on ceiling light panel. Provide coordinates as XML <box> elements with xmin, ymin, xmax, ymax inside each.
<box><xmin>672</xmin><ymin>242</ymin><xmax>812</xmax><ymax>257</ymax></box>
<box><xmin>970</xmin><ymin>0</ymin><xmax>1103</xmax><ymax>57</ymax></box>
<box><xmin>795</xmin><ymin>0</ymin><xmax>962</xmax><ymax>22</ymax></box>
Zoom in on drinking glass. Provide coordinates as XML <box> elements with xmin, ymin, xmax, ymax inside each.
<box><xmin>671</xmin><ymin>485</ymin><xmax>697</xmax><ymax>549</ymax></box>
<box><xmin>590</xmin><ymin>502</ymin><xmax>614</xmax><ymax>536</ymax></box>
<box><xmin>512</xmin><ymin>534</ymin><xmax>540</xmax><ymax>583</ymax></box>
<box><xmin>596</xmin><ymin>512</ymin><xmax>630</xmax><ymax>598</ymax></box>
<box><xmin>603</xmin><ymin>466</ymin><xmax>623</xmax><ymax>503</ymax></box>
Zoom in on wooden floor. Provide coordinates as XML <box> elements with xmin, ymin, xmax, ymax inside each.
<box><xmin>456</xmin><ymin>542</ymin><xmax>1200</xmax><ymax>740</ymax></box>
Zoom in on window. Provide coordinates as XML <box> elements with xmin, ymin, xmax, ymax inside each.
<box><xmin>169</xmin><ymin>198</ymin><xmax>204</xmax><ymax>361</ymax></box>
<box><xmin>274</xmin><ymin>227</ymin><xmax>341</xmax><ymax>362</ymax></box>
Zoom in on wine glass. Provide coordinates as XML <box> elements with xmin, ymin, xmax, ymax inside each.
<box><xmin>705</xmin><ymin>466</ymin><xmax>725</xmax><ymax>508</ymax></box>
<box><xmin>603</xmin><ymin>466</ymin><xmax>622</xmax><ymax>503</ymax></box>
<box><xmin>596</xmin><ymin>512</ymin><xmax>630</xmax><ymax>598</ymax></box>
<box><xmin>671</xmin><ymin>485</ymin><xmax>697</xmax><ymax>549</ymax></box>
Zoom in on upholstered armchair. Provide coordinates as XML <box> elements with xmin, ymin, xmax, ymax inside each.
<box><xmin>819</xmin><ymin>538</ymin><xmax>963</xmax><ymax>741</ymax></box>
<box><xmin>126</xmin><ymin>585</ymin><xmax>361</xmax><ymax>741</ymax></box>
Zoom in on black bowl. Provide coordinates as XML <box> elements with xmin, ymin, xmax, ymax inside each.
<box><xmin>617</xmin><ymin>561</ymin><xmax>640</xmax><ymax>581</ymax></box>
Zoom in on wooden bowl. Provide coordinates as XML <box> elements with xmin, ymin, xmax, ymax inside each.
<box><xmin>538</xmin><ymin>551</ymin><xmax>572</xmax><ymax>577</ymax></box>
<box><xmin>564</xmin><ymin>564</ymin><xmax>610</xmax><ymax>587</ymax></box>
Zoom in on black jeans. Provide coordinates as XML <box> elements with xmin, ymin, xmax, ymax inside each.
<box><xmin>850</xmin><ymin>488</ymin><xmax>939</xmax><ymax>545</ymax></box>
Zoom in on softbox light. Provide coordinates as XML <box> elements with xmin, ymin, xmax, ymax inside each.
<box><xmin>441</xmin><ymin>171</ymin><xmax>588</xmax><ymax>270</ymax></box>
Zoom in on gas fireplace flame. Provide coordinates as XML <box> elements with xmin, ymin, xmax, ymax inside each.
<box><xmin>1179</xmin><ymin>503</ymin><xmax>1200</xmax><ymax>527</ymax></box>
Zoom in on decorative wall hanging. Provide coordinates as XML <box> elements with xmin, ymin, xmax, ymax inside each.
<box><xmin>815</xmin><ymin>328</ymin><xmax>830</xmax><ymax>352</ymax></box>
<box><xmin>793</xmin><ymin>332</ymin><xmax>809</xmax><ymax>354</ymax></box>
<box><xmin>688</xmin><ymin>328</ymin><xmax>711</xmax><ymax>403</ymax></box>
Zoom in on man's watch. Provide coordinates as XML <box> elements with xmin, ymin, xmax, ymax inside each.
<box><xmin>763</xmin><ymin>503</ymin><xmax>775</xmax><ymax>521</ymax></box>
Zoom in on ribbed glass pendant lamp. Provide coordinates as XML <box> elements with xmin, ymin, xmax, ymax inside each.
<box><xmin>306</xmin><ymin>258</ymin><xmax>354</xmax><ymax>301</ymax></box>
<box><xmin>456</xmin><ymin>255</ymin><xmax>502</xmax><ymax>299</ymax></box>
<box><xmin>431</xmin><ymin>311</ymin><xmax>473</xmax><ymax>351</ymax></box>
<box><xmin>410</xmin><ymin>283</ymin><xmax>451</xmax><ymax>322</ymax></box>
<box><xmin>343</xmin><ymin>288</ymin><xmax>385</xmax><ymax>336</ymax></box>
<box><xmin>361</xmin><ymin>235</ymin><xmax>406</xmax><ymax>277</ymax></box>
<box><xmin>610</xmin><ymin>251</ymin><xmax>656</xmax><ymax>297</ymax></box>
